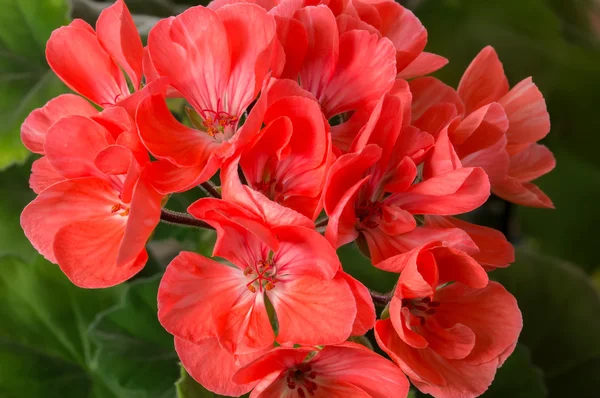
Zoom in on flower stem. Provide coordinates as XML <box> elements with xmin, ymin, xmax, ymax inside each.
<box><xmin>315</xmin><ymin>217</ymin><xmax>329</xmax><ymax>228</ymax></box>
<box><xmin>199</xmin><ymin>181</ymin><xmax>222</xmax><ymax>199</ymax></box>
<box><xmin>160</xmin><ymin>208</ymin><xmax>214</xmax><ymax>230</ymax></box>
<box><xmin>370</xmin><ymin>289</ymin><xmax>393</xmax><ymax>306</ymax></box>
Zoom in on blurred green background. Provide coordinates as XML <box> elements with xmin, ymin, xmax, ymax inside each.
<box><xmin>1</xmin><ymin>0</ymin><xmax>599</xmax><ymax>397</ymax></box>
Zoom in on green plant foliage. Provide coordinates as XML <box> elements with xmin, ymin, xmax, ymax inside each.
<box><xmin>492</xmin><ymin>247</ymin><xmax>600</xmax><ymax>397</ymax></box>
<box><xmin>88</xmin><ymin>276</ymin><xmax>180</xmax><ymax>398</ymax></box>
<box><xmin>337</xmin><ymin>242</ymin><xmax>398</xmax><ymax>292</ymax></box>
<box><xmin>483</xmin><ymin>344</ymin><xmax>547</xmax><ymax>397</ymax></box>
<box><xmin>0</xmin><ymin>161</ymin><xmax>37</xmax><ymax>260</ymax></box>
<box><xmin>0</xmin><ymin>255</ymin><xmax>124</xmax><ymax>397</ymax></box>
<box><xmin>0</xmin><ymin>0</ymin><xmax>70</xmax><ymax>169</ymax></box>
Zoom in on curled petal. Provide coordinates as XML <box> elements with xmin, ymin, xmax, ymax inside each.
<box><xmin>29</xmin><ymin>156</ymin><xmax>65</xmax><ymax>194</ymax></box>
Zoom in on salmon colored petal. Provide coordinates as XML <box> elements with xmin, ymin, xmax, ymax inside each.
<box><xmin>94</xmin><ymin>145</ymin><xmax>131</xmax><ymax>176</ymax></box>
<box><xmin>221</xmin><ymin>158</ymin><xmax>314</xmax><ymax>229</ymax></box>
<box><xmin>372</xmin><ymin>1</ymin><xmax>426</xmax><ymax>72</ymax></box>
<box><xmin>366</xmin><ymin>225</ymin><xmax>477</xmax><ymax>265</ymax></box>
<box><xmin>336</xmin><ymin>14</ymin><xmax>379</xmax><ymax>36</ymax></box>
<box><xmin>430</xmin><ymin>246</ymin><xmax>488</xmax><ymax>289</ymax></box>
<box><xmin>117</xmin><ymin>171</ymin><xmax>163</xmax><ymax>266</ymax></box>
<box><xmin>410</xmin><ymin>77</ymin><xmax>464</xmax><ymax>121</ymax></box>
<box><xmin>158</xmin><ymin>251</ymin><xmax>247</xmax><ymax>343</ymax></box>
<box><xmin>46</xmin><ymin>20</ymin><xmax>129</xmax><ymax>106</ymax></box>
<box><xmin>175</xmin><ymin>337</ymin><xmax>258</xmax><ymax>397</ymax></box>
<box><xmin>217</xmin><ymin>3</ymin><xmax>278</xmax><ymax>115</ymax></box>
<box><xmin>214</xmin><ymin>287</ymin><xmax>274</xmax><ymax>354</ymax></box>
<box><xmin>321</xmin><ymin>30</ymin><xmax>396</xmax><ymax>118</ymax></box>
<box><xmin>115</xmin><ymin>76</ymin><xmax>170</xmax><ymax>118</ymax></box>
<box><xmin>499</xmin><ymin>77</ymin><xmax>550</xmax><ymax>154</ymax></box>
<box><xmin>508</xmin><ymin>143</ymin><xmax>556</xmax><ymax>183</ymax></box>
<box><xmin>451</xmin><ymin>102</ymin><xmax>508</xmax><ymax>146</ymax></box>
<box><xmin>325</xmin><ymin>175</ymin><xmax>370</xmax><ymax>248</ymax></box>
<box><xmin>44</xmin><ymin>115</ymin><xmax>110</xmax><ymax>179</ymax></box>
<box><xmin>20</xmin><ymin>177</ymin><xmax>118</xmax><ymax>263</ymax></box>
<box><xmin>425</xmin><ymin>216</ymin><xmax>514</xmax><ymax>270</ymax></box>
<box><xmin>311</xmin><ymin>345</ymin><xmax>410</xmax><ymax>398</ymax></box>
<box><xmin>434</xmin><ymin>282</ymin><xmax>522</xmax><ymax>364</ymax></box>
<box><xmin>397</xmin><ymin>52</ymin><xmax>448</xmax><ymax>79</ymax></box>
<box><xmin>147</xmin><ymin>9</ymin><xmax>229</xmax><ymax>113</ymax></box>
<box><xmin>257</xmin><ymin>377</ymin><xmax>370</xmax><ymax>397</ymax></box>
<box><xmin>188</xmin><ymin>200</ymin><xmax>278</xmax><ymax>263</ymax></box>
<box><xmin>339</xmin><ymin>271</ymin><xmax>376</xmax><ymax>336</ymax></box>
<box><xmin>272</xmin><ymin>225</ymin><xmax>340</xmax><ymax>280</ymax></box>
<box><xmin>492</xmin><ymin>175</ymin><xmax>554</xmax><ymax>208</ymax></box>
<box><xmin>389</xmin><ymin>298</ymin><xmax>429</xmax><ymax>349</ymax></box>
<box><xmin>233</xmin><ymin>347</ymin><xmax>310</xmax><ymax>385</ymax></box>
<box><xmin>53</xmin><ymin>216</ymin><xmax>147</xmax><ymax>288</ymax></box>
<box><xmin>422</xmin><ymin>126</ymin><xmax>462</xmax><ymax>180</ymax></box>
<box><xmin>29</xmin><ymin>156</ymin><xmax>65</xmax><ymax>194</ymax></box>
<box><xmin>21</xmin><ymin>94</ymin><xmax>97</xmax><ymax>154</ymax></box>
<box><xmin>136</xmin><ymin>94</ymin><xmax>222</xmax><ymax>168</ymax></box>
<box><xmin>145</xmin><ymin>159</ymin><xmax>223</xmax><ymax>195</ymax></box>
<box><xmin>460</xmin><ymin>134</ymin><xmax>509</xmax><ymax>186</ymax></box>
<box><xmin>390</xmin><ymin>168</ymin><xmax>490</xmax><ymax>215</ymax></box>
<box><xmin>420</xmin><ymin>318</ymin><xmax>476</xmax><ymax>360</ymax></box>
<box><xmin>375</xmin><ymin>319</ymin><xmax>500</xmax><ymax>398</ymax></box>
<box><xmin>96</xmin><ymin>0</ymin><xmax>144</xmax><ymax>89</ymax></box>
<box><xmin>268</xmin><ymin>275</ymin><xmax>356</xmax><ymax>347</ymax></box>
<box><xmin>458</xmin><ymin>46</ymin><xmax>509</xmax><ymax>114</ymax></box>
<box><xmin>295</xmin><ymin>5</ymin><xmax>339</xmax><ymax>101</ymax></box>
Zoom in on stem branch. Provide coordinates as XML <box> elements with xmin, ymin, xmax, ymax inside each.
<box><xmin>160</xmin><ymin>208</ymin><xmax>214</xmax><ymax>230</ymax></box>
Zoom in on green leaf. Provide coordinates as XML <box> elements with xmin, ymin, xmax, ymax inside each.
<box><xmin>337</xmin><ymin>242</ymin><xmax>397</xmax><ymax>292</ymax></box>
<box><xmin>175</xmin><ymin>365</ymin><xmax>222</xmax><ymax>398</ymax></box>
<box><xmin>0</xmin><ymin>0</ymin><xmax>71</xmax><ymax>169</ymax></box>
<box><xmin>492</xmin><ymin>248</ymin><xmax>600</xmax><ymax>397</ymax></box>
<box><xmin>88</xmin><ymin>276</ymin><xmax>179</xmax><ymax>398</ymax></box>
<box><xmin>483</xmin><ymin>344</ymin><xmax>547</xmax><ymax>397</ymax></box>
<box><xmin>0</xmin><ymin>255</ymin><xmax>124</xmax><ymax>397</ymax></box>
<box><xmin>0</xmin><ymin>161</ymin><xmax>37</xmax><ymax>260</ymax></box>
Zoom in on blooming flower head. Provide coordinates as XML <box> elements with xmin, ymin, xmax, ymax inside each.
<box><xmin>21</xmin><ymin>111</ymin><xmax>163</xmax><ymax>287</ymax></box>
<box><xmin>374</xmin><ymin>242</ymin><xmax>522</xmax><ymax>397</ymax></box>
<box><xmin>137</xmin><ymin>4</ymin><xmax>282</xmax><ymax>193</ymax></box>
<box><xmin>232</xmin><ymin>343</ymin><xmax>410</xmax><ymax>397</ymax></box>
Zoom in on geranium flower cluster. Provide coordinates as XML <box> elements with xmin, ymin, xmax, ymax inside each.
<box><xmin>20</xmin><ymin>0</ymin><xmax>555</xmax><ymax>397</ymax></box>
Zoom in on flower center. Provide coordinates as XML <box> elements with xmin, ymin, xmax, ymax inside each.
<box><xmin>111</xmin><ymin>203</ymin><xmax>130</xmax><ymax>217</ymax></box>
<box><xmin>244</xmin><ymin>260</ymin><xmax>277</xmax><ymax>293</ymax></box>
<box><xmin>286</xmin><ymin>363</ymin><xmax>317</xmax><ymax>397</ymax></box>
<box><xmin>402</xmin><ymin>297</ymin><xmax>441</xmax><ymax>326</ymax></box>
<box><xmin>356</xmin><ymin>200</ymin><xmax>383</xmax><ymax>229</ymax></box>
<box><xmin>198</xmin><ymin>108</ymin><xmax>238</xmax><ymax>138</ymax></box>
<box><xmin>253</xmin><ymin>178</ymin><xmax>284</xmax><ymax>202</ymax></box>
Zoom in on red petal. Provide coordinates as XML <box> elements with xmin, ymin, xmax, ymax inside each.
<box><xmin>21</xmin><ymin>177</ymin><xmax>118</xmax><ymax>263</ymax></box>
<box><xmin>44</xmin><ymin>115</ymin><xmax>110</xmax><ymax>179</ymax></box>
<box><xmin>492</xmin><ymin>175</ymin><xmax>554</xmax><ymax>209</ymax></box>
<box><xmin>458</xmin><ymin>46</ymin><xmax>509</xmax><ymax>114</ymax></box>
<box><xmin>233</xmin><ymin>347</ymin><xmax>309</xmax><ymax>385</ymax></box>
<box><xmin>147</xmin><ymin>9</ymin><xmax>229</xmax><ymax>113</ymax></box>
<box><xmin>295</xmin><ymin>5</ymin><xmax>340</xmax><ymax>101</ymax></box>
<box><xmin>268</xmin><ymin>275</ymin><xmax>355</xmax><ymax>347</ymax></box>
<box><xmin>499</xmin><ymin>77</ymin><xmax>550</xmax><ymax>154</ymax></box>
<box><xmin>158</xmin><ymin>251</ymin><xmax>247</xmax><ymax>343</ymax></box>
<box><xmin>339</xmin><ymin>271</ymin><xmax>376</xmax><ymax>336</ymax></box>
<box><xmin>96</xmin><ymin>0</ymin><xmax>144</xmax><ymax>89</ymax></box>
<box><xmin>411</xmin><ymin>77</ymin><xmax>464</xmax><ymax>121</ymax></box>
<box><xmin>397</xmin><ymin>52</ymin><xmax>448</xmax><ymax>79</ymax></box>
<box><xmin>321</xmin><ymin>30</ymin><xmax>396</xmax><ymax>118</ymax></box>
<box><xmin>21</xmin><ymin>94</ymin><xmax>97</xmax><ymax>154</ymax></box>
<box><xmin>29</xmin><ymin>156</ymin><xmax>65</xmax><ymax>194</ymax></box>
<box><xmin>430</xmin><ymin>246</ymin><xmax>488</xmax><ymax>289</ymax></box>
<box><xmin>53</xmin><ymin>217</ymin><xmax>147</xmax><ymax>288</ymax></box>
<box><xmin>46</xmin><ymin>20</ymin><xmax>129</xmax><ymax>106</ymax></box>
<box><xmin>217</xmin><ymin>3</ymin><xmax>278</xmax><ymax>115</ymax></box>
<box><xmin>508</xmin><ymin>143</ymin><xmax>556</xmax><ymax>183</ymax></box>
<box><xmin>175</xmin><ymin>337</ymin><xmax>258</xmax><ymax>396</ymax></box>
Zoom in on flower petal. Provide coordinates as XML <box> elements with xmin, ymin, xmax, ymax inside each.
<box><xmin>21</xmin><ymin>94</ymin><xmax>97</xmax><ymax>154</ymax></box>
<box><xmin>397</xmin><ymin>52</ymin><xmax>448</xmax><ymax>79</ymax></box>
<box><xmin>29</xmin><ymin>156</ymin><xmax>65</xmax><ymax>194</ymax></box>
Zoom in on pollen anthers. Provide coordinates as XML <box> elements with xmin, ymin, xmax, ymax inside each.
<box><xmin>253</xmin><ymin>178</ymin><xmax>284</xmax><ymax>202</ymax></box>
<box><xmin>110</xmin><ymin>203</ymin><xmax>130</xmax><ymax>217</ymax></box>
<box><xmin>356</xmin><ymin>200</ymin><xmax>383</xmax><ymax>229</ymax></box>
<box><xmin>244</xmin><ymin>259</ymin><xmax>277</xmax><ymax>293</ymax></box>
<box><xmin>402</xmin><ymin>296</ymin><xmax>441</xmax><ymax>326</ymax></box>
<box><xmin>198</xmin><ymin>108</ymin><xmax>238</xmax><ymax>137</ymax></box>
<box><xmin>286</xmin><ymin>362</ymin><xmax>318</xmax><ymax>397</ymax></box>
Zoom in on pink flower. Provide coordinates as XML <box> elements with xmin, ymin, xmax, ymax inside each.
<box><xmin>232</xmin><ymin>343</ymin><xmax>410</xmax><ymax>397</ymax></box>
<box><xmin>20</xmin><ymin>113</ymin><xmax>163</xmax><ymax>288</ymax></box>
<box><xmin>374</xmin><ymin>242</ymin><xmax>522</xmax><ymax>397</ymax></box>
